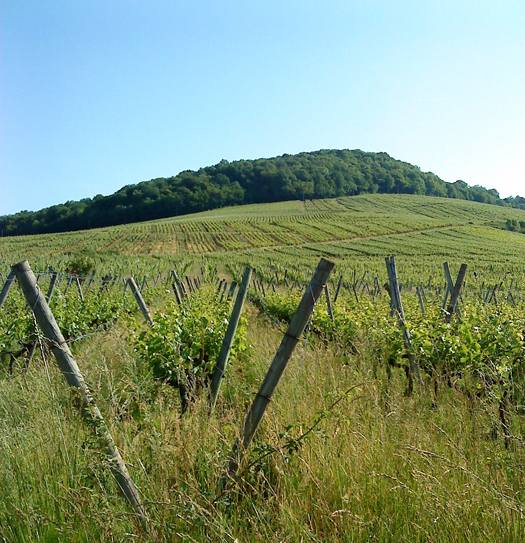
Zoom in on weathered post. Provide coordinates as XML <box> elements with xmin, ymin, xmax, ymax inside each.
<box><xmin>86</xmin><ymin>270</ymin><xmax>97</xmax><ymax>292</ymax></box>
<box><xmin>64</xmin><ymin>275</ymin><xmax>74</xmax><ymax>296</ymax></box>
<box><xmin>324</xmin><ymin>284</ymin><xmax>334</xmax><ymax>322</ymax></box>
<box><xmin>443</xmin><ymin>262</ymin><xmax>461</xmax><ymax>318</ymax></box>
<box><xmin>385</xmin><ymin>256</ymin><xmax>422</xmax><ymax>388</ymax></box>
<box><xmin>46</xmin><ymin>271</ymin><xmax>59</xmax><ymax>302</ymax></box>
<box><xmin>228</xmin><ymin>258</ymin><xmax>335</xmax><ymax>474</ymax></box>
<box><xmin>128</xmin><ymin>278</ymin><xmax>154</xmax><ymax>326</ymax></box>
<box><xmin>0</xmin><ymin>270</ymin><xmax>15</xmax><ymax>311</ymax></box>
<box><xmin>333</xmin><ymin>275</ymin><xmax>343</xmax><ymax>304</ymax></box>
<box><xmin>75</xmin><ymin>275</ymin><xmax>84</xmax><ymax>302</ymax></box>
<box><xmin>259</xmin><ymin>280</ymin><xmax>266</xmax><ymax>298</ymax></box>
<box><xmin>12</xmin><ymin>261</ymin><xmax>148</xmax><ymax>530</ymax></box>
<box><xmin>171</xmin><ymin>282</ymin><xmax>182</xmax><ymax>305</ymax></box>
<box><xmin>227</xmin><ymin>281</ymin><xmax>238</xmax><ymax>300</ymax></box>
<box><xmin>445</xmin><ymin>264</ymin><xmax>467</xmax><ymax>323</ymax></box>
<box><xmin>185</xmin><ymin>276</ymin><xmax>194</xmax><ymax>294</ymax></box>
<box><xmin>351</xmin><ymin>282</ymin><xmax>359</xmax><ymax>304</ymax></box>
<box><xmin>172</xmin><ymin>270</ymin><xmax>187</xmax><ymax>299</ymax></box>
<box><xmin>220</xmin><ymin>281</ymin><xmax>228</xmax><ymax>303</ymax></box>
<box><xmin>416</xmin><ymin>286</ymin><xmax>426</xmax><ymax>316</ymax></box>
<box><xmin>217</xmin><ymin>279</ymin><xmax>224</xmax><ymax>295</ymax></box>
<box><xmin>209</xmin><ymin>268</ymin><xmax>252</xmax><ymax>413</ymax></box>
<box><xmin>140</xmin><ymin>276</ymin><xmax>148</xmax><ymax>293</ymax></box>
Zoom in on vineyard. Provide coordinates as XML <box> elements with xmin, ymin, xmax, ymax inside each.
<box><xmin>2</xmin><ymin>194</ymin><xmax>525</xmax><ymax>541</ymax></box>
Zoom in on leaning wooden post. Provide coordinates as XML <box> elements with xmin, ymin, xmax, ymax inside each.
<box><xmin>416</xmin><ymin>286</ymin><xmax>426</xmax><ymax>316</ymax></box>
<box><xmin>128</xmin><ymin>278</ymin><xmax>154</xmax><ymax>326</ymax></box>
<box><xmin>220</xmin><ymin>282</ymin><xmax>228</xmax><ymax>303</ymax></box>
<box><xmin>209</xmin><ymin>268</ymin><xmax>252</xmax><ymax>413</ymax></box>
<box><xmin>0</xmin><ymin>270</ymin><xmax>15</xmax><ymax>311</ymax></box>
<box><xmin>324</xmin><ymin>284</ymin><xmax>334</xmax><ymax>322</ymax></box>
<box><xmin>228</xmin><ymin>258</ymin><xmax>335</xmax><ymax>474</ymax></box>
<box><xmin>385</xmin><ymin>256</ymin><xmax>423</xmax><ymax>388</ymax></box>
<box><xmin>75</xmin><ymin>275</ymin><xmax>85</xmax><ymax>302</ymax></box>
<box><xmin>227</xmin><ymin>281</ymin><xmax>238</xmax><ymax>300</ymax></box>
<box><xmin>445</xmin><ymin>264</ymin><xmax>467</xmax><ymax>323</ymax></box>
<box><xmin>333</xmin><ymin>275</ymin><xmax>343</xmax><ymax>304</ymax></box>
<box><xmin>443</xmin><ymin>262</ymin><xmax>459</xmax><ymax>318</ymax></box>
<box><xmin>12</xmin><ymin>261</ymin><xmax>148</xmax><ymax>531</ymax></box>
<box><xmin>46</xmin><ymin>271</ymin><xmax>59</xmax><ymax>302</ymax></box>
<box><xmin>443</xmin><ymin>262</ymin><xmax>466</xmax><ymax>318</ymax></box>
<box><xmin>171</xmin><ymin>282</ymin><xmax>182</xmax><ymax>305</ymax></box>
<box><xmin>351</xmin><ymin>281</ymin><xmax>360</xmax><ymax>304</ymax></box>
<box><xmin>85</xmin><ymin>269</ymin><xmax>96</xmax><ymax>293</ymax></box>
<box><xmin>172</xmin><ymin>270</ymin><xmax>187</xmax><ymax>299</ymax></box>
<box><xmin>64</xmin><ymin>275</ymin><xmax>74</xmax><ymax>296</ymax></box>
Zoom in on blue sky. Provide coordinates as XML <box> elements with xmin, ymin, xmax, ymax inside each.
<box><xmin>1</xmin><ymin>1</ymin><xmax>524</xmax><ymax>216</ymax></box>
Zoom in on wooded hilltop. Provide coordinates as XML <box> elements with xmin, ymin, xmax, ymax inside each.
<box><xmin>2</xmin><ymin>149</ymin><xmax>524</xmax><ymax>237</ymax></box>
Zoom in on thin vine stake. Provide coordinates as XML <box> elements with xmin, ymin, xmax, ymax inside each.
<box><xmin>228</xmin><ymin>257</ymin><xmax>335</xmax><ymax>475</ymax></box>
<box><xmin>12</xmin><ymin>261</ymin><xmax>149</xmax><ymax>532</ymax></box>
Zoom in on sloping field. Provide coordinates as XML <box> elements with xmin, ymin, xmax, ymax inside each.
<box><xmin>2</xmin><ymin>194</ymin><xmax>525</xmax><ymax>263</ymax></box>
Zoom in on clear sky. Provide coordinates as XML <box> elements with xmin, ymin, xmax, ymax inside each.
<box><xmin>1</xmin><ymin>0</ymin><xmax>524</xmax><ymax>216</ymax></box>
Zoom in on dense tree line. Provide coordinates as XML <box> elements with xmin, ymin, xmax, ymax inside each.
<box><xmin>1</xmin><ymin>149</ymin><xmax>524</xmax><ymax>237</ymax></box>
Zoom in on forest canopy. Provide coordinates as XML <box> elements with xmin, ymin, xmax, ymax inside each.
<box><xmin>1</xmin><ymin>149</ymin><xmax>523</xmax><ymax>236</ymax></box>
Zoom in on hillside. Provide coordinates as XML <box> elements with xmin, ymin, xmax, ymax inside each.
<box><xmin>2</xmin><ymin>149</ymin><xmax>524</xmax><ymax>237</ymax></box>
<box><xmin>2</xmin><ymin>194</ymin><xmax>525</xmax><ymax>284</ymax></box>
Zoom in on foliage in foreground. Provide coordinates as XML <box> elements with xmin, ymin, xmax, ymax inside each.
<box><xmin>132</xmin><ymin>284</ymin><xmax>247</xmax><ymax>405</ymax></box>
<box><xmin>2</xmin><ymin>302</ymin><xmax>525</xmax><ymax>542</ymax></box>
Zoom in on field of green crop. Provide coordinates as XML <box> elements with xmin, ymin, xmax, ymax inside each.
<box><xmin>3</xmin><ymin>194</ymin><xmax>525</xmax><ymax>262</ymax></box>
<box><xmin>2</xmin><ymin>194</ymin><xmax>525</xmax><ymax>542</ymax></box>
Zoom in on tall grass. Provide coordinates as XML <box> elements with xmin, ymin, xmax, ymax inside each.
<box><xmin>1</xmin><ymin>308</ymin><xmax>525</xmax><ymax>542</ymax></box>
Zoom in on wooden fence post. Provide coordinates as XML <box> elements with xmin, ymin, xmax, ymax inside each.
<box><xmin>171</xmin><ymin>282</ymin><xmax>182</xmax><ymax>305</ymax></box>
<box><xmin>128</xmin><ymin>278</ymin><xmax>154</xmax><ymax>326</ymax></box>
<box><xmin>445</xmin><ymin>264</ymin><xmax>467</xmax><ymax>322</ymax></box>
<box><xmin>385</xmin><ymin>256</ymin><xmax>423</xmax><ymax>388</ymax></box>
<box><xmin>324</xmin><ymin>284</ymin><xmax>334</xmax><ymax>322</ymax></box>
<box><xmin>172</xmin><ymin>270</ymin><xmax>187</xmax><ymax>299</ymax></box>
<box><xmin>64</xmin><ymin>275</ymin><xmax>74</xmax><ymax>296</ymax></box>
<box><xmin>12</xmin><ymin>261</ymin><xmax>148</xmax><ymax>531</ymax></box>
<box><xmin>220</xmin><ymin>281</ymin><xmax>228</xmax><ymax>303</ymax></box>
<box><xmin>443</xmin><ymin>262</ymin><xmax>461</xmax><ymax>318</ymax></box>
<box><xmin>333</xmin><ymin>275</ymin><xmax>343</xmax><ymax>304</ymax></box>
<box><xmin>416</xmin><ymin>286</ymin><xmax>426</xmax><ymax>316</ymax></box>
<box><xmin>227</xmin><ymin>281</ymin><xmax>238</xmax><ymax>300</ymax></box>
<box><xmin>47</xmin><ymin>271</ymin><xmax>59</xmax><ymax>302</ymax></box>
<box><xmin>75</xmin><ymin>275</ymin><xmax>84</xmax><ymax>302</ymax></box>
<box><xmin>0</xmin><ymin>270</ymin><xmax>15</xmax><ymax>311</ymax></box>
<box><xmin>140</xmin><ymin>276</ymin><xmax>148</xmax><ymax>293</ymax></box>
<box><xmin>209</xmin><ymin>268</ymin><xmax>252</xmax><ymax>413</ymax></box>
<box><xmin>228</xmin><ymin>258</ymin><xmax>335</xmax><ymax>474</ymax></box>
<box><xmin>85</xmin><ymin>269</ymin><xmax>96</xmax><ymax>293</ymax></box>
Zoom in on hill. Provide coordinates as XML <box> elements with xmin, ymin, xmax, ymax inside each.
<box><xmin>2</xmin><ymin>149</ymin><xmax>524</xmax><ymax>237</ymax></box>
